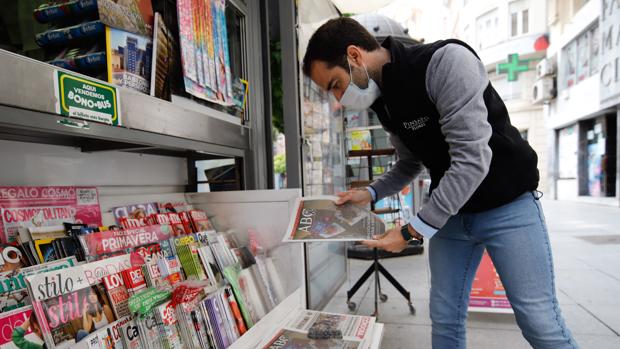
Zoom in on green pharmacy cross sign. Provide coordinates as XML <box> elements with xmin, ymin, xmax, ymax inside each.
<box><xmin>496</xmin><ymin>53</ymin><xmax>532</xmax><ymax>82</ymax></box>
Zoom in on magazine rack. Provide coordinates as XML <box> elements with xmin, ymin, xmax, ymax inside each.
<box><xmin>99</xmin><ymin>189</ymin><xmax>385</xmax><ymax>348</ymax></box>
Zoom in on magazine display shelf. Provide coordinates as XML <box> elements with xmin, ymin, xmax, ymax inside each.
<box><xmin>0</xmin><ymin>50</ymin><xmax>249</xmax><ymax>159</ymax></box>
<box><xmin>97</xmin><ymin>189</ymin><xmax>384</xmax><ymax>348</ymax></box>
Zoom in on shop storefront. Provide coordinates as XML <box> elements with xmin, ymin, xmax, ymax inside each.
<box><xmin>547</xmin><ymin>0</ymin><xmax>620</xmax><ymax>205</ymax></box>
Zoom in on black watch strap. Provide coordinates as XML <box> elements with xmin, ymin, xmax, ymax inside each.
<box><xmin>400</xmin><ymin>224</ymin><xmax>414</xmax><ymax>242</ymax></box>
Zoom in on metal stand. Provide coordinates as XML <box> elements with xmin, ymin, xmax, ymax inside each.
<box><xmin>346</xmin><ymin>248</ymin><xmax>416</xmax><ymax>316</ymax></box>
<box><xmin>345</xmin><ymin>149</ymin><xmax>416</xmax><ymax>317</ymax></box>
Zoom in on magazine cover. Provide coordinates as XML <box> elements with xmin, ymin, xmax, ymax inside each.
<box><xmin>192</xmin><ymin>0</ymin><xmax>206</xmax><ymax>88</ymax></box>
<box><xmin>0</xmin><ymin>257</ymin><xmax>77</xmax><ymax>313</ymax></box>
<box><xmin>177</xmin><ymin>0</ymin><xmax>198</xmax><ymax>84</ymax></box>
<box><xmin>203</xmin><ymin>0</ymin><xmax>217</xmax><ymax>91</ymax></box>
<box><xmin>103</xmin><ymin>272</ymin><xmax>131</xmax><ymax>318</ymax></box>
<box><xmin>201</xmin><ymin>295</ymin><xmax>227</xmax><ymax>348</ymax></box>
<box><xmin>121</xmin><ymin>266</ymin><xmax>147</xmax><ymax>295</ymax></box>
<box><xmin>157</xmin><ymin>255</ymin><xmax>184</xmax><ymax>286</ymax></box>
<box><xmin>150</xmin><ymin>12</ymin><xmax>175</xmax><ymax>101</ymax></box>
<box><xmin>112</xmin><ymin>202</ymin><xmax>159</xmax><ymax>226</ymax></box>
<box><xmin>97</xmin><ymin>0</ymin><xmax>154</xmax><ymax>36</ymax></box>
<box><xmin>136</xmin><ymin>312</ymin><xmax>161</xmax><ymax>349</ymax></box>
<box><xmin>0</xmin><ymin>306</ymin><xmax>46</xmax><ymax>349</ymax></box>
<box><xmin>284</xmin><ymin>196</ymin><xmax>385</xmax><ymax>242</ymax></box>
<box><xmin>232</xmin><ymin>78</ymin><xmax>249</xmax><ymax>120</ymax></box>
<box><xmin>222</xmin><ymin>265</ymin><xmax>259</xmax><ymax>328</ymax></box>
<box><xmin>262</xmin><ymin>310</ymin><xmax>375</xmax><ymax>349</ymax></box>
<box><xmin>34</xmin><ymin>239</ymin><xmax>58</xmax><ymax>263</ymax></box>
<box><xmin>108</xmin><ymin>316</ymin><xmax>132</xmax><ymax>348</ymax></box>
<box><xmin>0</xmin><ymin>186</ymin><xmax>101</xmax><ymax>244</ymax></box>
<box><xmin>211</xmin><ymin>0</ymin><xmax>226</xmax><ymax>103</ymax></box>
<box><xmin>157</xmin><ymin>202</ymin><xmax>193</xmax><ymax>214</ymax></box>
<box><xmin>40</xmin><ymin>285</ymin><xmax>117</xmax><ymax>348</ymax></box>
<box><xmin>168</xmin><ymin>213</ymin><xmax>188</xmax><ymax>236</ymax></box>
<box><xmin>348</xmin><ymin>130</ymin><xmax>372</xmax><ymax>151</ymax></box>
<box><xmin>26</xmin><ymin>257</ymin><xmax>132</xmax><ymax>348</ymax></box>
<box><xmin>0</xmin><ymin>244</ymin><xmax>27</xmax><ymax>273</ymax></box>
<box><xmin>78</xmin><ymin>225</ymin><xmax>173</xmax><ymax>257</ymax></box>
<box><xmin>106</xmin><ymin>27</ymin><xmax>153</xmax><ymax>94</ymax></box>
<box><xmin>197</xmin><ymin>245</ymin><xmax>222</xmax><ymax>287</ymax></box>
<box><xmin>119</xmin><ymin>318</ymin><xmax>141</xmax><ymax>349</ymax></box>
<box><xmin>177</xmin><ymin>244</ymin><xmax>207</xmax><ymax>281</ymax></box>
<box><xmin>26</xmin><ymin>254</ymin><xmax>132</xmax><ymax>302</ymax></box>
<box><xmin>216</xmin><ymin>0</ymin><xmax>233</xmax><ymax>102</ymax></box>
<box><xmin>188</xmin><ymin>210</ymin><xmax>213</xmax><ymax>232</ymax></box>
<box><xmin>179</xmin><ymin>212</ymin><xmax>195</xmax><ymax>234</ymax></box>
<box><xmin>154</xmin><ymin>301</ymin><xmax>183</xmax><ymax>349</ymax></box>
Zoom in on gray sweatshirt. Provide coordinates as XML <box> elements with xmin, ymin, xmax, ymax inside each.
<box><xmin>369</xmin><ymin>43</ymin><xmax>493</xmax><ymax>237</ymax></box>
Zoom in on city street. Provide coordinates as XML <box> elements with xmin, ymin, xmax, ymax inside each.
<box><xmin>327</xmin><ymin>199</ymin><xmax>620</xmax><ymax>348</ymax></box>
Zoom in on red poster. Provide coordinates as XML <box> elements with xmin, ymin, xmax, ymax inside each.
<box><xmin>469</xmin><ymin>251</ymin><xmax>512</xmax><ymax>313</ymax></box>
<box><xmin>0</xmin><ymin>186</ymin><xmax>102</xmax><ymax>244</ymax></box>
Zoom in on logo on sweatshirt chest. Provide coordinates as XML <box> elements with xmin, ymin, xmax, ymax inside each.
<box><xmin>402</xmin><ymin>116</ymin><xmax>430</xmax><ymax>131</ymax></box>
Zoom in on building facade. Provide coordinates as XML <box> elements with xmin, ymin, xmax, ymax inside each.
<box><xmin>445</xmin><ymin>0</ymin><xmax>551</xmax><ymax>194</ymax></box>
<box><xmin>546</xmin><ymin>0</ymin><xmax>620</xmax><ymax>205</ymax></box>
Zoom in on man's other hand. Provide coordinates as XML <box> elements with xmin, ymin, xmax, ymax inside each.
<box><xmin>335</xmin><ymin>189</ymin><xmax>372</xmax><ymax>206</ymax></box>
<box><xmin>362</xmin><ymin>225</ymin><xmax>409</xmax><ymax>253</ymax></box>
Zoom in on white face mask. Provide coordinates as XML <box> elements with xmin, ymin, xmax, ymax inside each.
<box><xmin>338</xmin><ymin>59</ymin><xmax>381</xmax><ymax>111</ymax></box>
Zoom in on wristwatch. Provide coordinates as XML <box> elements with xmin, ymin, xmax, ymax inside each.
<box><xmin>400</xmin><ymin>224</ymin><xmax>423</xmax><ymax>244</ymax></box>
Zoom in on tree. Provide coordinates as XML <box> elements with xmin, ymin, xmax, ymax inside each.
<box><xmin>273</xmin><ymin>153</ymin><xmax>286</xmax><ymax>175</ymax></box>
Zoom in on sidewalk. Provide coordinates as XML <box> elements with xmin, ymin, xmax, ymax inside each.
<box><xmin>325</xmin><ymin>199</ymin><xmax>620</xmax><ymax>348</ymax></box>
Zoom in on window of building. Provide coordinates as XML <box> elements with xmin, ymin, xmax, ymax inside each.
<box><xmin>559</xmin><ymin>22</ymin><xmax>599</xmax><ymax>90</ymax></box>
<box><xmin>589</xmin><ymin>25</ymin><xmax>600</xmax><ymax>75</ymax></box>
<box><xmin>509</xmin><ymin>0</ymin><xmax>530</xmax><ymax>37</ymax></box>
<box><xmin>561</xmin><ymin>41</ymin><xmax>577</xmax><ymax>90</ymax></box>
<box><xmin>576</xmin><ymin>31</ymin><xmax>590</xmax><ymax>82</ymax></box>
<box><xmin>476</xmin><ymin>8</ymin><xmax>499</xmax><ymax>50</ymax></box>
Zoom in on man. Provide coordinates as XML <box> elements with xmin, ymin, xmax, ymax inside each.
<box><xmin>303</xmin><ymin>17</ymin><xmax>579</xmax><ymax>349</ymax></box>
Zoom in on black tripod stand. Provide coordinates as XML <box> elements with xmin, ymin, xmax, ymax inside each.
<box><xmin>345</xmin><ymin>149</ymin><xmax>418</xmax><ymax>316</ymax></box>
<box><xmin>346</xmin><ymin>244</ymin><xmax>419</xmax><ymax>316</ymax></box>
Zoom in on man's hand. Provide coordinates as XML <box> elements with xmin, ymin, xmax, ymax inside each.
<box><xmin>362</xmin><ymin>225</ymin><xmax>422</xmax><ymax>253</ymax></box>
<box><xmin>335</xmin><ymin>189</ymin><xmax>372</xmax><ymax>206</ymax></box>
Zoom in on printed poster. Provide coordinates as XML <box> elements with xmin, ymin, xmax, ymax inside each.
<box><xmin>468</xmin><ymin>251</ymin><xmax>512</xmax><ymax>313</ymax></box>
<box><xmin>176</xmin><ymin>0</ymin><xmax>234</xmax><ymax>107</ymax></box>
<box><xmin>0</xmin><ymin>186</ymin><xmax>101</xmax><ymax>244</ymax></box>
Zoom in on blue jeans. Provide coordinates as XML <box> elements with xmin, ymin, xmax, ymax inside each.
<box><xmin>429</xmin><ymin>192</ymin><xmax>579</xmax><ymax>349</ymax></box>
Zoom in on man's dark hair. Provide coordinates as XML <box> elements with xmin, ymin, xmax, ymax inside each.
<box><xmin>302</xmin><ymin>17</ymin><xmax>380</xmax><ymax>77</ymax></box>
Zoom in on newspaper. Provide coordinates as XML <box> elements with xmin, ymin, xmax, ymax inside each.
<box><xmin>262</xmin><ymin>310</ymin><xmax>375</xmax><ymax>349</ymax></box>
<box><xmin>283</xmin><ymin>196</ymin><xmax>385</xmax><ymax>242</ymax></box>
